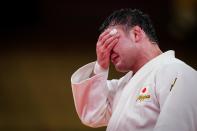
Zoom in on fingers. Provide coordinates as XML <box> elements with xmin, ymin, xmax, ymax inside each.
<box><xmin>98</xmin><ymin>29</ymin><xmax>118</xmax><ymax>44</ymax></box>
<box><xmin>103</xmin><ymin>33</ymin><xmax>119</xmax><ymax>47</ymax></box>
<box><xmin>96</xmin><ymin>28</ymin><xmax>119</xmax><ymax>69</ymax></box>
<box><xmin>98</xmin><ymin>29</ymin><xmax>110</xmax><ymax>41</ymax></box>
<box><xmin>100</xmin><ymin>33</ymin><xmax>116</xmax><ymax>46</ymax></box>
<box><xmin>97</xmin><ymin>29</ymin><xmax>119</xmax><ymax>54</ymax></box>
<box><xmin>106</xmin><ymin>38</ymin><xmax>118</xmax><ymax>51</ymax></box>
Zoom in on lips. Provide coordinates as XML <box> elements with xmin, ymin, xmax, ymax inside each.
<box><xmin>111</xmin><ymin>53</ymin><xmax>119</xmax><ymax>63</ymax></box>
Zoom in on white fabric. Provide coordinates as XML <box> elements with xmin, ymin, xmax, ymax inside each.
<box><xmin>71</xmin><ymin>50</ymin><xmax>197</xmax><ymax>131</ymax></box>
<box><xmin>93</xmin><ymin>61</ymin><xmax>108</xmax><ymax>74</ymax></box>
<box><xmin>109</xmin><ymin>29</ymin><xmax>118</xmax><ymax>36</ymax></box>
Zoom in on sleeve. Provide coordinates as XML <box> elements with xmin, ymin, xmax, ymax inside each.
<box><xmin>155</xmin><ymin>62</ymin><xmax>179</xmax><ymax>109</ymax></box>
<box><xmin>71</xmin><ymin>61</ymin><xmax>131</xmax><ymax>127</ymax></box>
<box><xmin>154</xmin><ymin>63</ymin><xmax>197</xmax><ymax>131</ymax></box>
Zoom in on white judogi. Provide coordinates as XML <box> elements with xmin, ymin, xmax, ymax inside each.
<box><xmin>71</xmin><ymin>50</ymin><xmax>197</xmax><ymax>131</ymax></box>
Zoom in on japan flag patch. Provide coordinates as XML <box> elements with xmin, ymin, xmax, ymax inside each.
<box><xmin>136</xmin><ymin>86</ymin><xmax>151</xmax><ymax>102</ymax></box>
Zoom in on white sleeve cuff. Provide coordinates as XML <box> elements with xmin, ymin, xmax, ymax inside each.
<box><xmin>93</xmin><ymin>61</ymin><xmax>108</xmax><ymax>74</ymax></box>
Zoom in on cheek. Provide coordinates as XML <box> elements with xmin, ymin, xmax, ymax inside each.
<box><xmin>120</xmin><ymin>47</ymin><xmax>135</xmax><ymax>65</ymax></box>
<box><xmin>113</xmin><ymin>38</ymin><xmax>132</xmax><ymax>59</ymax></box>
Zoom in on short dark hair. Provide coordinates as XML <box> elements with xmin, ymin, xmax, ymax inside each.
<box><xmin>99</xmin><ymin>8</ymin><xmax>158</xmax><ymax>43</ymax></box>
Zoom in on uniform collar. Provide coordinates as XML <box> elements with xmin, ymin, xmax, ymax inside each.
<box><xmin>133</xmin><ymin>50</ymin><xmax>175</xmax><ymax>76</ymax></box>
<box><xmin>156</xmin><ymin>50</ymin><xmax>175</xmax><ymax>60</ymax></box>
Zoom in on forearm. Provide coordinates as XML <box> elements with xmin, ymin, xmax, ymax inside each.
<box><xmin>71</xmin><ymin>62</ymin><xmax>111</xmax><ymax>127</ymax></box>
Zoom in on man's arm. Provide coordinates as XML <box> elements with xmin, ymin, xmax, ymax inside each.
<box><xmin>154</xmin><ymin>62</ymin><xmax>197</xmax><ymax>131</ymax></box>
<box><xmin>71</xmin><ymin>29</ymin><xmax>121</xmax><ymax>127</ymax></box>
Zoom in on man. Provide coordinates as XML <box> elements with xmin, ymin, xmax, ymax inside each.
<box><xmin>71</xmin><ymin>8</ymin><xmax>197</xmax><ymax>131</ymax></box>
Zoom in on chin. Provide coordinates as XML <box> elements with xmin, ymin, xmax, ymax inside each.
<box><xmin>115</xmin><ymin>64</ymin><xmax>129</xmax><ymax>73</ymax></box>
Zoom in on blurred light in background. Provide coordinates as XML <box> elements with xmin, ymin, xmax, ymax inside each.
<box><xmin>169</xmin><ymin>0</ymin><xmax>197</xmax><ymax>39</ymax></box>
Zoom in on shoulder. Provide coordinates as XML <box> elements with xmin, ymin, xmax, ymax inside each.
<box><xmin>155</xmin><ymin>58</ymin><xmax>197</xmax><ymax>88</ymax></box>
<box><xmin>156</xmin><ymin>58</ymin><xmax>196</xmax><ymax>78</ymax></box>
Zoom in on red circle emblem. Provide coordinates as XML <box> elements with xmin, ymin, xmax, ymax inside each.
<box><xmin>142</xmin><ymin>87</ymin><xmax>146</xmax><ymax>93</ymax></box>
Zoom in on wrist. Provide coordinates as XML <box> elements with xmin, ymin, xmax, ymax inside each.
<box><xmin>94</xmin><ymin>61</ymin><xmax>108</xmax><ymax>74</ymax></box>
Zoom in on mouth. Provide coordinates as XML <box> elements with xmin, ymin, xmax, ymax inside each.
<box><xmin>111</xmin><ymin>53</ymin><xmax>119</xmax><ymax>64</ymax></box>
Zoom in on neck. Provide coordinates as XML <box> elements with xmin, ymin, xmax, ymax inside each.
<box><xmin>132</xmin><ymin>43</ymin><xmax>162</xmax><ymax>74</ymax></box>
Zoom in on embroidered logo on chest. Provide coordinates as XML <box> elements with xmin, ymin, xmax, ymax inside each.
<box><xmin>136</xmin><ymin>86</ymin><xmax>151</xmax><ymax>102</ymax></box>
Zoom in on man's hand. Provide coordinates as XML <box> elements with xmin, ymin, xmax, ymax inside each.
<box><xmin>96</xmin><ymin>29</ymin><xmax>120</xmax><ymax>69</ymax></box>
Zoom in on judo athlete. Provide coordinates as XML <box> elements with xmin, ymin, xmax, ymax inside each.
<box><xmin>71</xmin><ymin>8</ymin><xmax>197</xmax><ymax>131</ymax></box>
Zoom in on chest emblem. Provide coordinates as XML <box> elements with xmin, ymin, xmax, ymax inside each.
<box><xmin>136</xmin><ymin>86</ymin><xmax>151</xmax><ymax>102</ymax></box>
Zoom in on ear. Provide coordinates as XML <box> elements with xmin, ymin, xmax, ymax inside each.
<box><xmin>130</xmin><ymin>26</ymin><xmax>143</xmax><ymax>43</ymax></box>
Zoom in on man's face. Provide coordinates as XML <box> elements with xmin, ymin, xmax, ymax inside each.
<box><xmin>109</xmin><ymin>26</ymin><xmax>139</xmax><ymax>73</ymax></box>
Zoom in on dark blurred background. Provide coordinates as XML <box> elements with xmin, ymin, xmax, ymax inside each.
<box><xmin>0</xmin><ymin>0</ymin><xmax>196</xmax><ymax>131</ymax></box>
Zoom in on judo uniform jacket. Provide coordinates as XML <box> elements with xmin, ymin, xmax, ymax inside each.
<box><xmin>71</xmin><ymin>50</ymin><xmax>197</xmax><ymax>131</ymax></box>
